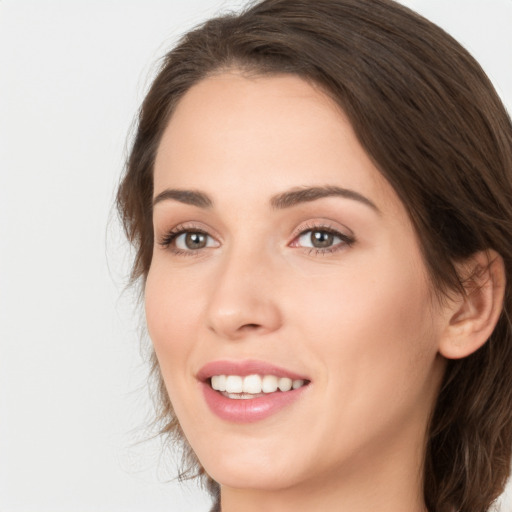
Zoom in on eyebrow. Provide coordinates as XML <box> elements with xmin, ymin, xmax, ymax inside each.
<box><xmin>152</xmin><ymin>185</ymin><xmax>379</xmax><ymax>213</ymax></box>
<box><xmin>153</xmin><ymin>189</ymin><xmax>213</xmax><ymax>208</ymax></box>
<box><xmin>270</xmin><ymin>185</ymin><xmax>380</xmax><ymax>212</ymax></box>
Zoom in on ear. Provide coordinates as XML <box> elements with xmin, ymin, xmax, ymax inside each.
<box><xmin>439</xmin><ymin>250</ymin><xmax>506</xmax><ymax>360</ymax></box>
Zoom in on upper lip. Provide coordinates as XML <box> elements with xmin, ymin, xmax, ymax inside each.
<box><xmin>196</xmin><ymin>359</ymin><xmax>310</xmax><ymax>382</ymax></box>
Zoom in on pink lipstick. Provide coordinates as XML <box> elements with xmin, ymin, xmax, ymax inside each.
<box><xmin>197</xmin><ymin>360</ymin><xmax>310</xmax><ymax>423</ymax></box>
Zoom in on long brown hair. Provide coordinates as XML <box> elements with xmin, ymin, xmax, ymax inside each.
<box><xmin>117</xmin><ymin>1</ymin><xmax>512</xmax><ymax>510</ymax></box>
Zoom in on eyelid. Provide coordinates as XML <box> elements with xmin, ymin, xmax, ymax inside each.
<box><xmin>290</xmin><ymin>219</ymin><xmax>354</xmax><ymax>242</ymax></box>
<box><xmin>156</xmin><ymin>219</ymin><xmax>355</xmax><ymax>256</ymax></box>
<box><xmin>289</xmin><ymin>220</ymin><xmax>356</xmax><ymax>252</ymax></box>
<box><xmin>157</xmin><ymin>221</ymin><xmax>221</xmax><ymax>249</ymax></box>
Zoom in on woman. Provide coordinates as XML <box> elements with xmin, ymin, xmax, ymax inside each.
<box><xmin>117</xmin><ymin>0</ymin><xmax>512</xmax><ymax>510</ymax></box>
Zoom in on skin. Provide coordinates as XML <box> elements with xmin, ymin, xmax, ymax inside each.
<box><xmin>146</xmin><ymin>72</ymin><xmax>456</xmax><ymax>512</ymax></box>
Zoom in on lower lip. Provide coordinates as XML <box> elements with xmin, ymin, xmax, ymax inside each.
<box><xmin>201</xmin><ymin>382</ymin><xmax>308</xmax><ymax>423</ymax></box>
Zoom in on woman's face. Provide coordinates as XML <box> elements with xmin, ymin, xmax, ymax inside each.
<box><xmin>146</xmin><ymin>72</ymin><xmax>448</xmax><ymax>493</ymax></box>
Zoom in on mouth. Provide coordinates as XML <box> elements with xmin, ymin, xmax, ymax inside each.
<box><xmin>209</xmin><ymin>374</ymin><xmax>309</xmax><ymax>399</ymax></box>
<box><xmin>197</xmin><ymin>360</ymin><xmax>311</xmax><ymax>422</ymax></box>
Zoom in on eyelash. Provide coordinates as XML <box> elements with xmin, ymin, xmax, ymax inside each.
<box><xmin>158</xmin><ymin>223</ymin><xmax>212</xmax><ymax>257</ymax></box>
<box><xmin>157</xmin><ymin>222</ymin><xmax>355</xmax><ymax>256</ymax></box>
<box><xmin>290</xmin><ymin>223</ymin><xmax>355</xmax><ymax>255</ymax></box>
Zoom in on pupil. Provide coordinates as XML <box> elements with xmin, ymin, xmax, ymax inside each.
<box><xmin>186</xmin><ymin>232</ymin><xmax>206</xmax><ymax>249</ymax></box>
<box><xmin>312</xmin><ymin>231</ymin><xmax>333</xmax><ymax>248</ymax></box>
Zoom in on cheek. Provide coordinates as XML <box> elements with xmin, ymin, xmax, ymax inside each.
<box><xmin>295</xmin><ymin>252</ymin><xmax>439</xmax><ymax>408</ymax></box>
<box><xmin>296</xmin><ymin>250</ymin><xmax>433</xmax><ymax>340</ymax></box>
<box><xmin>281</xmin><ymin>256</ymin><xmax>442</xmax><ymax>471</ymax></box>
<box><xmin>144</xmin><ymin>261</ymin><xmax>205</xmax><ymax>383</ymax></box>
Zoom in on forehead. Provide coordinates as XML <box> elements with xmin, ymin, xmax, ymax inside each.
<box><xmin>153</xmin><ymin>72</ymin><xmax>400</xmax><ymax>214</ymax></box>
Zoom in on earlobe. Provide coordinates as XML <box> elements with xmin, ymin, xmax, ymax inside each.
<box><xmin>439</xmin><ymin>250</ymin><xmax>506</xmax><ymax>360</ymax></box>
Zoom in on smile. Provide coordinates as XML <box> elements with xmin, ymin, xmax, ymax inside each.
<box><xmin>198</xmin><ymin>360</ymin><xmax>311</xmax><ymax>422</ymax></box>
<box><xmin>211</xmin><ymin>374</ymin><xmax>307</xmax><ymax>398</ymax></box>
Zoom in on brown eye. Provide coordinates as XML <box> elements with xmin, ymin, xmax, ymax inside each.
<box><xmin>310</xmin><ymin>231</ymin><xmax>335</xmax><ymax>248</ymax></box>
<box><xmin>185</xmin><ymin>232</ymin><xmax>207</xmax><ymax>249</ymax></box>
<box><xmin>160</xmin><ymin>227</ymin><xmax>220</xmax><ymax>254</ymax></box>
<box><xmin>175</xmin><ymin>231</ymin><xmax>212</xmax><ymax>250</ymax></box>
<box><xmin>292</xmin><ymin>227</ymin><xmax>355</xmax><ymax>253</ymax></box>
<box><xmin>298</xmin><ymin>229</ymin><xmax>340</xmax><ymax>249</ymax></box>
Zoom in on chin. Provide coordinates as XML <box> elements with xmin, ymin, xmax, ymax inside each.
<box><xmin>211</xmin><ymin>471</ymin><xmax>298</xmax><ymax>492</ymax></box>
<box><xmin>201</xmin><ymin>452</ymin><xmax>304</xmax><ymax>491</ymax></box>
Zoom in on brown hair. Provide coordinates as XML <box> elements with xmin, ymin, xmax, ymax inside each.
<box><xmin>116</xmin><ymin>0</ymin><xmax>512</xmax><ymax>510</ymax></box>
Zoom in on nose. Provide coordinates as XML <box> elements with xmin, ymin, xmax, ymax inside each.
<box><xmin>205</xmin><ymin>247</ymin><xmax>283</xmax><ymax>341</ymax></box>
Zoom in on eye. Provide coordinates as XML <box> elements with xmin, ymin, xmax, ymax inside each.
<box><xmin>158</xmin><ymin>225</ymin><xmax>220</xmax><ymax>254</ymax></box>
<box><xmin>298</xmin><ymin>230</ymin><xmax>340</xmax><ymax>249</ymax></box>
<box><xmin>291</xmin><ymin>226</ymin><xmax>355</xmax><ymax>253</ymax></box>
<box><xmin>174</xmin><ymin>231</ymin><xmax>216</xmax><ymax>250</ymax></box>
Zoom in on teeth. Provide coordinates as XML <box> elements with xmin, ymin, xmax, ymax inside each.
<box><xmin>210</xmin><ymin>374</ymin><xmax>306</xmax><ymax>395</ymax></box>
<box><xmin>292</xmin><ymin>379</ymin><xmax>304</xmax><ymax>389</ymax></box>
<box><xmin>262</xmin><ymin>375</ymin><xmax>278</xmax><ymax>393</ymax></box>
<box><xmin>243</xmin><ymin>374</ymin><xmax>262</xmax><ymax>394</ymax></box>
<box><xmin>211</xmin><ymin>375</ymin><xmax>226</xmax><ymax>391</ymax></box>
<box><xmin>225</xmin><ymin>375</ymin><xmax>243</xmax><ymax>394</ymax></box>
<box><xmin>224</xmin><ymin>392</ymin><xmax>257</xmax><ymax>400</ymax></box>
<box><xmin>278</xmin><ymin>377</ymin><xmax>293</xmax><ymax>392</ymax></box>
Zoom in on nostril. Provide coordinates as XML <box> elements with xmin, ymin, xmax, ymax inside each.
<box><xmin>241</xmin><ymin>323</ymin><xmax>261</xmax><ymax>330</ymax></box>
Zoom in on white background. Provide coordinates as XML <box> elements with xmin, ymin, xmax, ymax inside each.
<box><xmin>1</xmin><ymin>1</ymin><xmax>511</xmax><ymax>511</ymax></box>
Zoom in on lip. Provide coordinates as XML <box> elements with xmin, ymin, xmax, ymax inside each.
<box><xmin>197</xmin><ymin>360</ymin><xmax>311</xmax><ymax>423</ymax></box>
<box><xmin>197</xmin><ymin>359</ymin><xmax>309</xmax><ymax>381</ymax></box>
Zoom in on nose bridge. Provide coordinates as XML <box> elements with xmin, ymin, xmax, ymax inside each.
<box><xmin>205</xmin><ymin>237</ymin><xmax>282</xmax><ymax>339</ymax></box>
